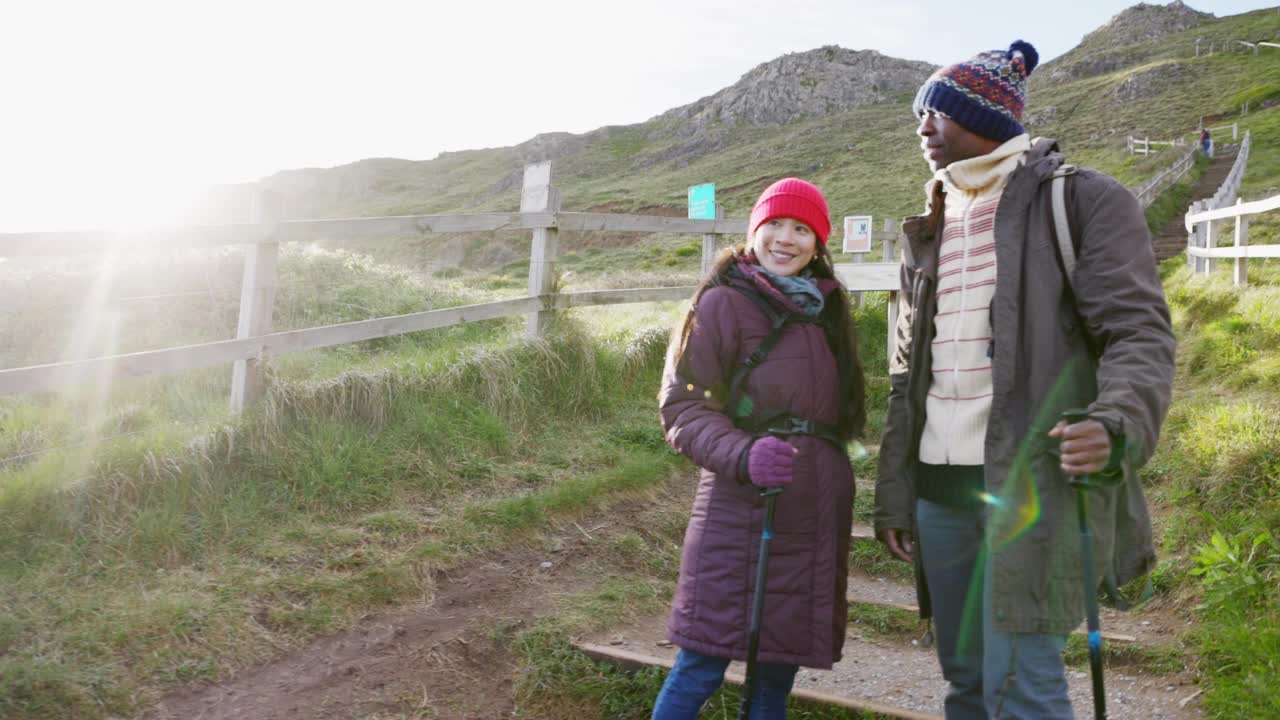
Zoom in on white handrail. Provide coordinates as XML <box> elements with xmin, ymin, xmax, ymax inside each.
<box><xmin>1187</xmin><ymin>244</ymin><xmax>1280</xmax><ymax>259</ymax></box>
<box><xmin>1185</xmin><ymin>193</ymin><xmax>1280</xmax><ymax>231</ymax></box>
<box><xmin>1135</xmin><ymin>145</ymin><xmax>1197</xmax><ymax>208</ymax></box>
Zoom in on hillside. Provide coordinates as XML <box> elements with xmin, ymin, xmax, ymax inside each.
<box><xmin>6</xmin><ymin>4</ymin><xmax>1280</xmax><ymax>720</ymax></box>
<box><xmin>195</xmin><ymin>2</ymin><xmax>1280</xmax><ymax>275</ymax></box>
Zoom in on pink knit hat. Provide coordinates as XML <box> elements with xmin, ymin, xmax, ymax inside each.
<box><xmin>748</xmin><ymin>178</ymin><xmax>831</xmax><ymax>245</ymax></box>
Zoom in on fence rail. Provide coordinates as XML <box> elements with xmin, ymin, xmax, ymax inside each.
<box><xmin>1185</xmin><ymin>194</ymin><xmax>1280</xmax><ymax>287</ymax></box>
<box><xmin>0</xmin><ymin>162</ymin><xmax>903</xmax><ymax>408</ymax></box>
<box><xmin>1127</xmin><ymin>135</ymin><xmax>1186</xmax><ymax>155</ymax></box>
<box><xmin>1134</xmin><ymin>144</ymin><xmax>1198</xmax><ymax>209</ymax></box>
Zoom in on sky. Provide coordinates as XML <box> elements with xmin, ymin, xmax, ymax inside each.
<box><xmin>1</xmin><ymin>0</ymin><xmax>1273</xmax><ymax>232</ymax></box>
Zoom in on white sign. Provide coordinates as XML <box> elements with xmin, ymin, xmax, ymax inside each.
<box><xmin>842</xmin><ymin>215</ymin><xmax>873</xmax><ymax>254</ymax></box>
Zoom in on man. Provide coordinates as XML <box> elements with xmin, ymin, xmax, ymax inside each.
<box><xmin>874</xmin><ymin>41</ymin><xmax>1175</xmax><ymax>719</ymax></box>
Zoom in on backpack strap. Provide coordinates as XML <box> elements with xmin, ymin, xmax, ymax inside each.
<box><xmin>722</xmin><ymin>283</ymin><xmax>844</xmax><ymax>448</ymax></box>
<box><xmin>725</xmin><ymin>285</ymin><xmax>791</xmax><ymax>419</ymax></box>
<box><xmin>1051</xmin><ymin>163</ymin><xmax>1078</xmax><ymax>293</ymax></box>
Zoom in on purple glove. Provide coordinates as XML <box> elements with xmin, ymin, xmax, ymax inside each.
<box><xmin>747</xmin><ymin>436</ymin><xmax>795</xmax><ymax>488</ymax></box>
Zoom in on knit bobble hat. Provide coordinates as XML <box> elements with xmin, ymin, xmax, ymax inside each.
<box><xmin>912</xmin><ymin>40</ymin><xmax>1039</xmax><ymax>142</ymax></box>
<box><xmin>748</xmin><ymin>177</ymin><xmax>832</xmax><ymax>245</ymax></box>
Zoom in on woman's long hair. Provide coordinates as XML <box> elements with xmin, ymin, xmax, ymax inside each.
<box><xmin>669</xmin><ymin>240</ymin><xmax>867</xmax><ymax>441</ymax></box>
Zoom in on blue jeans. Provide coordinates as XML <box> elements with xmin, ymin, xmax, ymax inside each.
<box><xmin>652</xmin><ymin>647</ymin><xmax>798</xmax><ymax>720</ymax></box>
<box><xmin>917</xmin><ymin>497</ymin><xmax>1073</xmax><ymax>719</ymax></box>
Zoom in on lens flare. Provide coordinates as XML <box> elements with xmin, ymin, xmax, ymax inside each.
<box><xmin>986</xmin><ymin>358</ymin><xmax>1087</xmax><ymax>551</ymax></box>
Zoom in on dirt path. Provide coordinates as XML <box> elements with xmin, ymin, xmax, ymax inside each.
<box><xmin>148</xmin><ymin>559</ymin><xmax>528</xmax><ymax>719</ymax></box>
<box><xmin>144</xmin><ymin>488</ymin><xmax>682</xmax><ymax>720</ymax></box>
<box><xmin>144</xmin><ymin>472</ymin><xmax>1203</xmax><ymax>720</ymax></box>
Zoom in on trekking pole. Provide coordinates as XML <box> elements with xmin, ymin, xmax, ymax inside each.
<box><xmin>738</xmin><ymin>486</ymin><xmax>783</xmax><ymax>720</ymax></box>
<box><xmin>1061</xmin><ymin>409</ymin><xmax>1108</xmax><ymax>720</ymax></box>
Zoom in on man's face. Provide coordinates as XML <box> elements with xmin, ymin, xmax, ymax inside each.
<box><xmin>916</xmin><ymin>110</ymin><xmax>1000</xmax><ymax>172</ymax></box>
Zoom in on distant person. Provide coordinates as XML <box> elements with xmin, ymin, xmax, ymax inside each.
<box><xmin>654</xmin><ymin>178</ymin><xmax>867</xmax><ymax>719</ymax></box>
<box><xmin>1201</xmin><ymin>127</ymin><xmax>1212</xmax><ymax>156</ymax></box>
<box><xmin>875</xmin><ymin>41</ymin><xmax>1176</xmax><ymax>719</ymax></box>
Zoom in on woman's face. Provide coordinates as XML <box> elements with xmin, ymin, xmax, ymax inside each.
<box><xmin>752</xmin><ymin>217</ymin><xmax>818</xmax><ymax>276</ymax></box>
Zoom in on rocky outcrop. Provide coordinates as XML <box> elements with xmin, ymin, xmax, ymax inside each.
<box><xmin>1110</xmin><ymin>60</ymin><xmax>1192</xmax><ymax>104</ymax></box>
<box><xmin>1024</xmin><ymin>105</ymin><xmax>1057</xmax><ymax>128</ymax></box>
<box><xmin>1080</xmin><ymin>0</ymin><xmax>1211</xmax><ymax>48</ymax></box>
<box><xmin>1044</xmin><ymin>1</ymin><xmax>1213</xmax><ymax>82</ymax></box>
<box><xmin>660</xmin><ymin>46</ymin><xmax>936</xmax><ymax>130</ymax></box>
<box><xmin>491</xmin><ymin>47</ymin><xmax>936</xmax><ymax>173</ymax></box>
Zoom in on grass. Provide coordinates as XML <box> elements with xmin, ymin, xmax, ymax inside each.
<box><xmin>0</xmin><ymin>299</ymin><xmax>687</xmax><ymax>719</ymax></box>
<box><xmin>1142</xmin><ymin>261</ymin><xmax>1280</xmax><ymax>717</ymax></box>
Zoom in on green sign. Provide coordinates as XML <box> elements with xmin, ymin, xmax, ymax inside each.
<box><xmin>688</xmin><ymin>183</ymin><xmax>716</xmax><ymax>220</ymax></box>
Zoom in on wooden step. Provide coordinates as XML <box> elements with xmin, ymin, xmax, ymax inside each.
<box><xmin>573</xmin><ymin>641</ymin><xmax>944</xmax><ymax>720</ymax></box>
<box><xmin>845</xmin><ymin>581</ymin><xmax>1137</xmax><ymax>644</ymax></box>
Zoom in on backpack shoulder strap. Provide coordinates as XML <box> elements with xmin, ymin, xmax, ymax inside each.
<box><xmin>725</xmin><ymin>284</ymin><xmax>791</xmax><ymax>420</ymax></box>
<box><xmin>1048</xmin><ymin>164</ymin><xmax>1106</xmax><ymax>360</ymax></box>
<box><xmin>1051</xmin><ymin>163</ymin><xmax>1078</xmax><ymax>293</ymax></box>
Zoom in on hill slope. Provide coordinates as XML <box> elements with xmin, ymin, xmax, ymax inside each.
<box><xmin>200</xmin><ymin>3</ymin><xmax>1278</xmax><ymax>274</ymax></box>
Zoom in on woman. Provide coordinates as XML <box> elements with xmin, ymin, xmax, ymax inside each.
<box><xmin>653</xmin><ymin>178</ymin><xmax>866</xmax><ymax>719</ymax></box>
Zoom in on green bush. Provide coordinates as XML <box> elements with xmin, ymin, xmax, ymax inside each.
<box><xmin>1191</xmin><ymin>531</ymin><xmax>1279</xmax><ymax>612</ymax></box>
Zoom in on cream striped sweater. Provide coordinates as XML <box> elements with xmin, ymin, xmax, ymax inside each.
<box><xmin>919</xmin><ymin>135</ymin><xmax>1031</xmax><ymax>466</ymax></box>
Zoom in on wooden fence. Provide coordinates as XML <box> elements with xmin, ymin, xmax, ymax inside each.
<box><xmin>1133</xmin><ymin>144</ymin><xmax>1198</xmax><ymax>209</ymax></box>
<box><xmin>1183</xmin><ymin>129</ymin><xmax>1274</xmax><ymax>282</ymax></box>
<box><xmin>0</xmin><ymin>162</ymin><xmax>903</xmax><ymax>412</ymax></box>
<box><xmin>1128</xmin><ymin>135</ymin><xmax>1186</xmax><ymax>156</ymax></box>
<box><xmin>1185</xmin><ymin>193</ymin><xmax>1280</xmax><ymax>286</ymax></box>
<box><xmin>1195</xmin><ymin>38</ymin><xmax>1280</xmax><ymax>56</ymax></box>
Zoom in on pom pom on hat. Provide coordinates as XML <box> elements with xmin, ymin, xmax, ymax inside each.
<box><xmin>911</xmin><ymin>40</ymin><xmax>1039</xmax><ymax>142</ymax></box>
<box><xmin>1009</xmin><ymin>40</ymin><xmax>1039</xmax><ymax>76</ymax></box>
<box><xmin>748</xmin><ymin>178</ymin><xmax>831</xmax><ymax>245</ymax></box>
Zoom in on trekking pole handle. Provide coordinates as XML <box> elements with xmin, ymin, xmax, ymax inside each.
<box><xmin>1060</xmin><ymin>408</ymin><xmax>1093</xmax><ymax>488</ymax></box>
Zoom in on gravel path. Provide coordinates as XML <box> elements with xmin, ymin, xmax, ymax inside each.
<box><xmin>591</xmin><ymin>570</ymin><xmax>1204</xmax><ymax>720</ymax></box>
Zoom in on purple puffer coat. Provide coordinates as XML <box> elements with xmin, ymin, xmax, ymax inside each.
<box><xmin>658</xmin><ymin>266</ymin><xmax>854</xmax><ymax>669</ymax></box>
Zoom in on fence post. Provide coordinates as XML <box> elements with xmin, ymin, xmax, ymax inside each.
<box><xmin>883</xmin><ymin>218</ymin><xmax>898</xmax><ymax>262</ymax></box>
<box><xmin>1194</xmin><ymin>202</ymin><xmax>1209</xmax><ymax>275</ymax></box>
<box><xmin>522</xmin><ymin>162</ymin><xmax>560</xmax><ymax>336</ymax></box>
<box><xmin>1186</xmin><ymin>201</ymin><xmax>1200</xmax><ymax>273</ymax></box>
<box><xmin>701</xmin><ymin>204</ymin><xmax>724</xmax><ymax>277</ymax></box>
<box><xmin>1206</xmin><ymin>211</ymin><xmax>1218</xmax><ymax>274</ymax></box>
<box><xmin>1234</xmin><ymin>198</ymin><xmax>1249</xmax><ymax>287</ymax></box>
<box><xmin>230</xmin><ymin>189</ymin><xmax>282</xmax><ymax>414</ymax></box>
<box><xmin>851</xmin><ymin>247</ymin><xmax>866</xmax><ymax>309</ymax></box>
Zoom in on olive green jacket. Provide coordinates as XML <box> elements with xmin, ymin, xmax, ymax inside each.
<box><xmin>874</xmin><ymin>138</ymin><xmax>1176</xmax><ymax>634</ymax></box>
